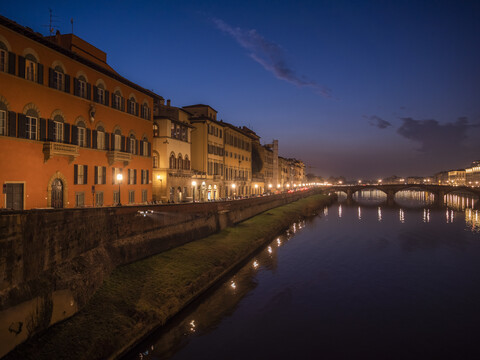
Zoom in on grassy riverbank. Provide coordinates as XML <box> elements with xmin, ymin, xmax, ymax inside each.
<box><xmin>5</xmin><ymin>194</ymin><xmax>333</xmax><ymax>360</ymax></box>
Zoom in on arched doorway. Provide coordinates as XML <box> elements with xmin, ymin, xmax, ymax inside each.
<box><xmin>51</xmin><ymin>179</ymin><xmax>63</xmax><ymax>208</ymax></box>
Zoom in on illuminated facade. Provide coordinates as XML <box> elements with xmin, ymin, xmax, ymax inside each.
<box><xmin>465</xmin><ymin>161</ymin><xmax>480</xmax><ymax>186</ymax></box>
<box><xmin>184</xmin><ymin>104</ymin><xmax>224</xmax><ymax>201</ymax></box>
<box><xmin>222</xmin><ymin>123</ymin><xmax>255</xmax><ymax>198</ymax></box>
<box><xmin>152</xmin><ymin>99</ymin><xmax>193</xmax><ymax>202</ymax></box>
<box><xmin>0</xmin><ymin>16</ymin><xmax>156</xmax><ymax>210</ymax></box>
<box><xmin>448</xmin><ymin>169</ymin><xmax>466</xmax><ymax>185</ymax></box>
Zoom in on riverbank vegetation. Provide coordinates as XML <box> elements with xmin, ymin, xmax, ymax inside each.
<box><xmin>6</xmin><ymin>194</ymin><xmax>333</xmax><ymax>360</ymax></box>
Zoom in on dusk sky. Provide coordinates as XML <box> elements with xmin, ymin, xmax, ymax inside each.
<box><xmin>3</xmin><ymin>0</ymin><xmax>480</xmax><ymax>179</ymax></box>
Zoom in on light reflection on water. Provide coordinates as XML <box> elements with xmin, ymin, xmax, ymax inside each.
<box><xmin>126</xmin><ymin>191</ymin><xmax>480</xmax><ymax>360</ymax></box>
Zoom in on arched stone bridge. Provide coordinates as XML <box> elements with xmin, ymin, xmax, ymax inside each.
<box><xmin>323</xmin><ymin>184</ymin><xmax>480</xmax><ymax>205</ymax></box>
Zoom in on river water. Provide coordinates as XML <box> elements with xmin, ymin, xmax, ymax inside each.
<box><xmin>126</xmin><ymin>190</ymin><xmax>480</xmax><ymax>360</ymax></box>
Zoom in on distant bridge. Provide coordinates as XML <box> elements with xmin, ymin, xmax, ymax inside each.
<box><xmin>322</xmin><ymin>184</ymin><xmax>480</xmax><ymax>205</ymax></box>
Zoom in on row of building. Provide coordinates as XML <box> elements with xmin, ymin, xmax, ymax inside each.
<box><xmin>433</xmin><ymin>161</ymin><xmax>480</xmax><ymax>186</ymax></box>
<box><xmin>0</xmin><ymin>15</ymin><xmax>306</xmax><ymax>210</ymax></box>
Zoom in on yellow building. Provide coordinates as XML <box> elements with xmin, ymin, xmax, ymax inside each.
<box><xmin>222</xmin><ymin>123</ymin><xmax>255</xmax><ymax>198</ymax></box>
<box><xmin>448</xmin><ymin>169</ymin><xmax>466</xmax><ymax>185</ymax></box>
<box><xmin>184</xmin><ymin>104</ymin><xmax>224</xmax><ymax>201</ymax></box>
<box><xmin>152</xmin><ymin>99</ymin><xmax>193</xmax><ymax>202</ymax></box>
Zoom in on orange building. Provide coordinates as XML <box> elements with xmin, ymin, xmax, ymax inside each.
<box><xmin>0</xmin><ymin>15</ymin><xmax>160</xmax><ymax>210</ymax></box>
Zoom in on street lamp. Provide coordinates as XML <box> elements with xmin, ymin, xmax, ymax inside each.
<box><xmin>232</xmin><ymin>183</ymin><xmax>236</xmax><ymax>199</ymax></box>
<box><xmin>116</xmin><ymin>173</ymin><xmax>123</xmax><ymax>206</ymax></box>
<box><xmin>192</xmin><ymin>181</ymin><xmax>197</xmax><ymax>202</ymax></box>
<box><xmin>254</xmin><ymin>183</ymin><xmax>258</xmax><ymax>194</ymax></box>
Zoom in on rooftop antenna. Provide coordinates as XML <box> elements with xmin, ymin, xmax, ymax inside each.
<box><xmin>42</xmin><ymin>8</ymin><xmax>60</xmax><ymax>36</ymax></box>
<box><xmin>71</xmin><ymin>18</ymin><xmax>74</xmax><ymax>35</ymax></box>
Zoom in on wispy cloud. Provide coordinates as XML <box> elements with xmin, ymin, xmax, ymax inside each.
<box><xmin>397</xmin><ymin>116</ymin><xmax>478</xmax><ymax>153</ymax></box>
<box><xmin>364</xmin><ymin>115</ymin><xmax>392</xmax><ymax>129</ymax></box>
<box><xmin>213</xmin><ymin>18</ymin><xmax>331</xmax><ymax>97</ymax></box>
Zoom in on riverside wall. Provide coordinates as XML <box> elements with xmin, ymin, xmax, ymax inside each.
<box><xmin>0</xmin><ymin>190</ymin><xmax>319</xmax><ymax>357</ymax></box>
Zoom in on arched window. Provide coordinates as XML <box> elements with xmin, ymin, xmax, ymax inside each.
<box><xmin>25</xmin><ymin>54</ymin><xmax>37</xmax><ymax>82</ymax></box>
<box><xmin>178</xmin><ymin>154</ymin><xmax>183</xmax><ymax>170</ymax></box>
<box><xmin>152</xmin><ymin>151</ymin><xmax>159</xmax><ymax>168</ymax></box>
<box><xmin>129</xmin><ymin>133</ymin><xmax>136</xmax><ymax>154</ymax></box>
<box><xmin>53</xmin><ymin>65</ymin><xmax>64</xmax><ymax>91</ymax></box>
<box><xmin>128</xmin><ymin>96</ymin><xmax>137</xmax><ymax>115</ymax></box>
<box><xmin>141</xmin><ymin>102</ymin><xmax>150</xmax><ymax>120</ymax></box>
<box><xmin>53</xmin><ymin>114</ymin><xmax>64</xmax><ymax>142</ymax></box>
<box><xmin>153</xmin><ymin>123</ymin><xmax>159</xmax><ymax>137</ymax></box>
<box><xmin>113</xmin><ymin>90</ymin><xmax>122</xmax><ymax>110</ymax></box>
<box><xmin>96</xmin><ymin>82</ymin><xmax>105</xmax><ymax>104</ymax></box>
<box><xmin>25</xmin><ymin>108</ymin><xmax>38</xmax><ymax>140</ymax></box>
<box><xmin>114</xmin><ymin>128</ymin><xmax>122</xmax><ymax>150</ymax></box>
<box><xmin>77</xmin><ymin>120</ymin><xmax>86</xmax><ymax>147</ymax></box>
<box><xmin>0</xmin><ymin>42</ymin><xmax>8</xmax><ymax>73</ymax></box>
<box><xmin>76</xmin><ymin>75</ymin><xmax>87</xmax><ymax>98</ymax></box>
<box><xmin>184</xmin><ymin>155</ymin><xmax>190</xmax><ymax>170</ymax></box>
<box><xmin>96</xmin><ymin>125</ymin><xmax>105</xmax><ymax>150</ymax></box>
<box><xmin>169</xmin><ymin>153</ymin><xmax>176</xmax><ymax>169</ymax></box>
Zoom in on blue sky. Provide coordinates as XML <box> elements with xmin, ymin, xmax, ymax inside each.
<box><xmin>3</xmin><ymin>0</ymin><xmax>480</xmax><ymax>179</ymax></box>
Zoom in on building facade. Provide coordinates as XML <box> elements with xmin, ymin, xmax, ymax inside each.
<box><xmin>184</xmin><ymin>104</ymin><xmax>224</xmax><ymax>201</ymax></box>
<box><xmin>152</xmin><ymin>99</ymin><xmax>193</xmax><ymax>202</ymax></box>
<box><xmin>0</xmin><ymin>16</ymin><xmax>156</xmax><ymax>210</ymax></box>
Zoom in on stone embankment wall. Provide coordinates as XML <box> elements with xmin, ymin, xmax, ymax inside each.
<box><xmin>0</xmin><ymin>190</ymin><xmax>318</xmax><ymax>357</ymax></box>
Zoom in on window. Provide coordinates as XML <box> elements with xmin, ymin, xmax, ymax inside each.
<box><xmin>97</xmin><ymin>85</ymin><xmax>105</xmax><ymax>104</ymax></box>
<box><xmin>153</xmin><ymin>152</ymin><xmax>159</xmax><ymax>168</ymax></box>
<box><xmin>129</xmin><ymin>135</ymin><xmax>136</xmax><ymax>154</ymax></box>
<box><xmin>0</xmin><ymin>110</ymin><xmax>5</xmax><ymax>135</ymax></box>
<box><xmin>113</xmin><ymin>92</ymin><xmax>122</xmax><ymax>110</ymax></box>
<box><xmin>114</xmin><ymin>130</ymin><xmax>121</xmax><ymax>151</ymax></box>
<box><xmin>54</xmin><ymin>116</ymin><xmax>64</xmax><ymax>142</ymax></box>
<box><xmin>178</xmin><ymin>155</ymin><xmax>183</xmax><ymax>170</ymax></box>
<box><xmin>26</xmin><ymin>116</ymin><xmax>37</xmax><ymax>140</ymax></box>
<box><xmin>95</xmin><ymin>166</ymin><xmax>106</xmax><ymax>184</ymax></box>
<box><xmin>53</xmin><ymin>66</ymin><xmax>64</xmax><ymax>91</ymax></box>
<box><xmin>128</xmin><ymin>169</ymin><xmax>136</xmax><ymax>185</ymax></box>
<box><xmin>77</xmin><ymin>120</ymin><xmax>86</xmax><ymax>147</ymax></box>
<box><xmin>25</xmin><ymin>55</ymin><xmax>36</xmax><ymax>81</ymax></box>
<box><xmin>75</xmin><ymin>192</ymin><xmax>85</xmax><ymax>207</ymax></box>
<box><xmin>169</xmin><ymin>153</ymin><xmax>176</xmax><ymax>169</ymax></box>
<box><xmin>129</xmin><ymin>97</ymin><xmax>136</xmax><ymax>115</ymax></box>
<box><xmin>113</xmin><ymin>191</ymin><xmax>120</xmax><ymax>205</ymax></box>
<box><xmin>95</xmin><ymin>192</ymin><xmax>104</xmax><ymax>206</ymax></box>
<box><xmin>142</xmin><ymin>103</ymin><xmax>150</xmax><ymax>119</ymax></box>
<box><xmin>77</xmin><ymin>76</ymin><xmax>87</xmax><ymax>98</ymax></box>
<box><xmin>97</xmin><ymin>126</ymin><xmax>105</xmax><ymax>150</ymax></box>
<box><xmin>143</xmin><ymin>137</ymin><xmax>148</xmax><ymax>155</ymax></box>
<box><xmin>75</xmin><ymin>164</ymin><xmax>88</xmax><ymax>185</ymax></box>
<box><xmin>128</xmin><ymin>190</ymin><xmax>135</xmax><ymax>204</ymax></box>
<box><xmin>142</xmin><ymin>190</ymin><xmax>147</xmax><ymax>203</ymax></box>
<box><xmin>141</xmin><ymin>170</ymin><xmax>149</xmax><ymax>184</ymax></box>
<box><xmin>0</xmin><ymin>43</ymin><xmax>6</xmax><ymax>72</ymax></box>
<box><xmin>153</xmin><ymin>123</ymin><xmax>159</xmax><ymax>137</ymax></box>
<box><xmin>184</xmin><ymin>156</ymin><xmax>190</xmax><ymax>170</ymax></box>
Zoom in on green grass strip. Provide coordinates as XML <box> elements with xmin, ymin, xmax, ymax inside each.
<box><xmin>7</xmin><ymin>194</ymin><xmax>331</xmax><ymax>360</ymax></box>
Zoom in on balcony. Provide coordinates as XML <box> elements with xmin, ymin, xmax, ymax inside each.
<box><xmin>43</xmin><ymin>142</ymin><xmax>79</xmax><ymax>163</ymax></box>
<box><xmin>107</xmin><ymin>151</ymin><xmax>132</xmax><ymax>166</ymax></box>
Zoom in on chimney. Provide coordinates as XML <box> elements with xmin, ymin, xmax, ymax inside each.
<box><xmin>167</xmin><ymin>99</ymin><xmax>171</xmax><ymax>107</ymax></box>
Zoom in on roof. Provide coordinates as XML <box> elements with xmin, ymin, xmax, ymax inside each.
<box><xmin>183</xmin><ymin>104</ymin><xmax>218</xmax><ymax>112</ymax></box>
<box><xmin>0</xmin><ymin>15</ymin><xmax>163</xmax><ymax>100</ymax></box>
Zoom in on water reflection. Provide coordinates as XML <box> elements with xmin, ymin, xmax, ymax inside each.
<box><xmin>124</xmin><ymin>191</ymin><xmax>480</xmax><ymax>360</ymax></box>
<box><xmin>125</xmin><ymin>219</ymin><xmax>306</xmax><ymax>360</ymax></box>
<box><xmin>445</xmin><ymin>193</ymin><xmax>479</xmax><ymax>211</ymax></box>
<box><xmin>395</xmin><ymin>190</ymin><xmax>436</xmax><ymax>207</ymax></box>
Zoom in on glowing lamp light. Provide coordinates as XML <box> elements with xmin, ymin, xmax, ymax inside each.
<box><xmin>232</xmin><ymin>183</ymin><xmax>236</xmax><ymax>189</ymax></box>
<box><xmin>255</xmin><ymin>184</ymin><xmax>258</xmax><ymax>188</ymax></box>
<box><xmin>268</xmin><ymin>184</ymin><xmax>272</xmax><ymax>188</ymax></box>
<box><xmin>192</xmin><ymin>181</ymin><xmax>197</xmax><ymax>187</ymax></box>
<box><xmin>116</xmin><ymin>173</ymin><xmax>123</xmax><ymax>182</ymax></box>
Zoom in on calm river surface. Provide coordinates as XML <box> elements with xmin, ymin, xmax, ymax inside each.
<box><xmin>127</xmin><ymin>191</ymin><xmax>480</xmax><ymax>360</ymax></box>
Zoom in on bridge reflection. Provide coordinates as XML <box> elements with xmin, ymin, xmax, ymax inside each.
<box><xmin>335</xmin><ymin>189</ymin><xmax>479</xmax><ymax>210</ymax></box>
<box><xmin>334</xmin><ymin>189</ymin><xmax>480</xmax><ymax>230</ymax></box>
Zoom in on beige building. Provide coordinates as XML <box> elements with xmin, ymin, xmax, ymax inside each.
<box><xmin>448</xmin><ymin>169</ymin><xmax>466</xmax><ymax>185</ymax></box>
<box><xmin>184</xmin><ymin>104</ymin><xmax>224</xmax><ymax>201</ymax></box>
<box><xmin>222</xmin><ymin>123</ymin><xmax>255</xmax><ymax>198</ymax></box>
<box><xmin>465</xmin><ymin>161</ymin><xmax>480</xmax><ymax>186</ymax></box>
<box><xmin>152</xmin><ymin>99</ymin><xmax>193</xmax><ymax>202</ymax></box>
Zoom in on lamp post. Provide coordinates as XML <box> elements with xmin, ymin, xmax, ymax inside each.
<box><xmin>192</xmin><ymin>181</ymin><xmax>197</xmax><ymax>202</ymax></box>
<box><xmin>254</xmin><ymin>183</ymin><xmax>258</xmax><ymax>195</ymax></box>
<box><xmin>231</xmin><ymin>183</ymin><xmax>236</xmax><ymax>199</ymax></box>
<box><xmin>116</xmin><ymin>173</ymin><xmax>123</xmax><ymax>206</ymax></box>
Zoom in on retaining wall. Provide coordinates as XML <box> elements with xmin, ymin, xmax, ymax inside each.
<box><xmin>0</xmin><ymin>190</ymin><xmax>317</xmax><ymax>357</ymax></box>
